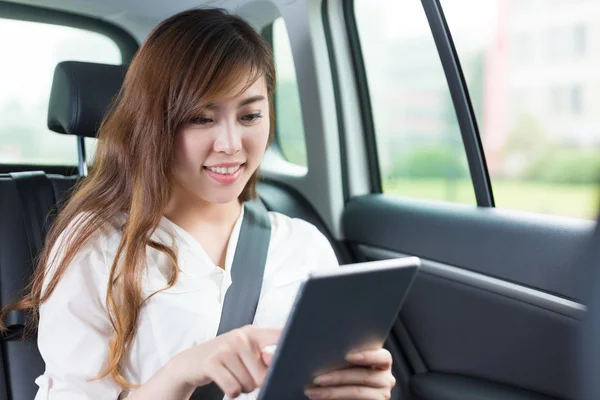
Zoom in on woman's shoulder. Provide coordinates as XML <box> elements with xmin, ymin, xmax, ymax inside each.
<box><xmin>47</xmin><ymin>211</ymin><xmax>125</xmax><ymax>275</ymax></box>
<box><xmin>267</xmin><ymin>211</ymin><xmax>328</xmax><ymax>247</ymax></box>
<box><xmin>265</xmin><ymin>211</ymin><xmax>339</xmax><ymax>269</ymax></box>
<box><xmin>58</xmin><ymin>211</ymin><xmax>124</xmax><ymax>248</ymax></box>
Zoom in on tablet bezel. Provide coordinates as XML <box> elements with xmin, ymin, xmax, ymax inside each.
<box><xmin>257</xmin><ymin>256</ymin><xmax>420</xmax><ymax>399</ymax></box>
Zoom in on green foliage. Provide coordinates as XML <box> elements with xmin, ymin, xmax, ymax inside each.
<box><xmin>505</xmin><ymin>114</ymin><xmax>550</xmax><ymax>155</ymax></box>
<box><xmin>389</xmin><ymin>145</ymin><xmax>469</xmax><ymax>179</ymax></box>
<box><xmin>503</xmin><ymin>114</ymin><xmax>600</xmax><ymax>184</ymax></box>
<box><xmin>524</xmin><ymin>148</ymin><xmax>600</xmax><ymax>184</ymax></box>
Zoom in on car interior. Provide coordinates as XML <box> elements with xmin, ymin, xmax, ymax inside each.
<box><xmin>1</xmin><ymin>0</ymin><xmax>599</xmax><ymax>399</ymax></box>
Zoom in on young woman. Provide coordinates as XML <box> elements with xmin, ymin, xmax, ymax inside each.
<box><xmin>0</xmin><ymin>8</ymin><xmax>396</xmax><ymax>400</ymax></box>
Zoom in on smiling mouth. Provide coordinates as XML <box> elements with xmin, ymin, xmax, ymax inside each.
<box><xmin>203</xmin><ymin>163</ymin><xmax>245</xmax><ymax>175</ymax></box>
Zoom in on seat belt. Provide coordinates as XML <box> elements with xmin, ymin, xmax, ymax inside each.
<box><xmin>4</xmin><ymin>172</ymin><xmax>56</xmax><ymax>338</ymax></box>
<box><xmin>9</xmin><ymin>172</ymin><xmax>56</xmax><ymax>259</ymax></box>
<box><xmin>190</xmin><ymin>199</ymin><xmax>272</xmax><ymax>400</ymax></box>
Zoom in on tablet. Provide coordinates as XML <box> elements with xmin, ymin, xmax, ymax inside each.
<box><xmin>257</xmin><ymin>256</ymin><xmax>420</xmax><ymax>400</ymax></box>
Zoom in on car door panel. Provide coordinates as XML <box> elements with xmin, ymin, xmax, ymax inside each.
<box><xmin>344</xmin><ymin>195</ymin><xmax>593</xmax><ymax>300</ymax></box>
<box><xmin>410</xmin><ymin>373</ymin><xmax>559</xmax><ymax>400</ymax></box>
<box><xmin>343</xmin><ymin>195</ymin><xmax>592</xmax><ymax>399</ymax></box>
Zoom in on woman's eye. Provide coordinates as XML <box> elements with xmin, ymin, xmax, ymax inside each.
<box><xmin>241</xmin><ymin>113</ymin><xmax>263</xmax><ymax>123</ymax></box>
<box><xmin>191</xmin><ymin>116</ymin><xmax>213</xmax><ymax>125</ymax></box>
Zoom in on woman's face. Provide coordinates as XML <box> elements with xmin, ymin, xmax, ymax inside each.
<box><xmin>171</xmin><ymin>76</ymin><xmax>270</xmax><ymax>204</ymax></box>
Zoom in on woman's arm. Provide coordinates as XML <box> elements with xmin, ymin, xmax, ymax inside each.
<box><xmin>128</xmin><ymin>326</ymin><xmax>280</xmax><ymax>400</ymax></box>
<box><xmin>37</xmin><ymin>240</ymin><xmax>281</xmax><ymax>400</ymax></box>
<box><xmin>125</xmin><ymin>357</ymin><xmax>196</xmax><ymax>400</ymax></box>
<box><xmin>35</xmin><ymin>242</ymin><xmax>123</xmax><ymax>399</ymax></box>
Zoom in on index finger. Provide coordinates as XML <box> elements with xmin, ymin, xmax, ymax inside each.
<box><xmin>248</xmin><ymin>327</ymin><xmax>282</xmax><ymax>349</ymax></box>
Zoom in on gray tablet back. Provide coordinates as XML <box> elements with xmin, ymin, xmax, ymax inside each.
<box><xmin>257</xmin><ymin>257</ymin><xmax>420</xmax><ymax>400</ymax></box>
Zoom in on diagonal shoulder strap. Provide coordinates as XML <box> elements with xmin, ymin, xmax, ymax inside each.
<box><xmin>216</xmin><ymin>200</ymin><xmax>271</xmax><ymax>334</ymax></box>
<box><xmin>191</xmin><ymin>200</ymin><xmax>272</xmax><ymax>399</ymax></box>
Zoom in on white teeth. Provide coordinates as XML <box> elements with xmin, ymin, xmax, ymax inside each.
<box><xmin>207</xmin><ymin>165</ymin><xmax>241</xmax><ymax>175</ymax></box>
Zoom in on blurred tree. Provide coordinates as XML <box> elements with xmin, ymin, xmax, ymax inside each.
<box><xmin>506</xmin><ymin>113</ymin><xmax>549</xmax><ymax>154</ymax></box>
<box><xmin>502</xmin><ymin>113</ymin><xmax>550</xmax><ymax>178</ymax></box>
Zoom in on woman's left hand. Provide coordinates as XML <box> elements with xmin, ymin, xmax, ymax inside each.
<box><xmin>304</xmin><ymin>348</ymin><xmax>396</xmax><ymax>399</ymax></box>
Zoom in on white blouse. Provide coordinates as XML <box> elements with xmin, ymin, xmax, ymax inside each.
<box><xmin>34</xmin><ymin>208</ymin><xmax>340</xmax><ymax>399</ymax></box>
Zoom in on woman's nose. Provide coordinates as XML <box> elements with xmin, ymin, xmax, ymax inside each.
<box><xmin>213</xmin><ymin>122</ymin><xmax>242</xmax><ymax>154</ymax></box>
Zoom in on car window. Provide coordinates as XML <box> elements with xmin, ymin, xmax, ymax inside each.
<box><xmin>0</xmin><ymin>18</ymin><xmax>121</xmax><ymax>165</ymax></box>
<box><xmin>354</xmin><ymin>0</ymin><xmax>476</xmax><ymax>204</ymax></box>
<box><xmin>272</xmin><ymin>17</ymin><xmax>308</xmax><ymax>168</ymax></box>
<box><xmin>443</xmin><ymin>0</ymin><xmax>600</xmax><ymax>219</ymax></box>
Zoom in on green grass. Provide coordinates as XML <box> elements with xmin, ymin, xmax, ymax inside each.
<box><xmin>383</xmin><ymin>178</ymin><xmax>600</xmax><ymax>220</ymax></box>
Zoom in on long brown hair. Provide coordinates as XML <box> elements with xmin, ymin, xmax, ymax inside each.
<box><xmin>0</xmin><ymin>8</ymin><xmax>275</xmax><ymax>389</ymax></box>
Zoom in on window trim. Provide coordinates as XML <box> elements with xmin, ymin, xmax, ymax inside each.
<box><xmin>322</xmin><ymin>0</ymin><xmax>350</xmax><ymax>203</ymax></box>
<box><xmin>261</xmin><ymin>22</ymin><xmax>281</xmax><ymax>151</ymax></box>
<box><xmin>342</xmin><ymin>0</ymin><xmax>382</xmax><ymax>194</ymax></box>
<box><xmin>262</xmin><ymin>22</ymin><xmax>274</xmax><ymax>51</ymax></box>
<box><xmin>0</xmin><ymin>1</ymin><xmax>138</xmax><ymax>64</ymax></box>
<box><xmin>420</xmin><ymin>0</ymin><xmax>494</xmax><ymax>207</ymax></box>
<box><xmin>266</xmin><ymin>17</ymin><xmax>311</xmax><ymax>169</ymax></box>
<box><xmin>260</xmin><ymin>21</ymin><xmax>289</xmax><ymax>162</ymax></box>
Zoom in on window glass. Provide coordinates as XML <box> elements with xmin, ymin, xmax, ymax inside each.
<box><xmin>0</xmin><ymin>18</ymin><xmax>121</xmax><ymax>165</ymax></box>
<box><xmin>354</xmin><ymin>0</ymin><xmax>475</xmax><ymax>204</ymax></box>
<box><xmin>272</xmin><ymin>17</ymin><xmax>308</xmax><ymax>167</ymax></box>
<box><xmin>443</xmin><ymin>0</ymin><xmax>600</xmax><ymax>218</ymax></box>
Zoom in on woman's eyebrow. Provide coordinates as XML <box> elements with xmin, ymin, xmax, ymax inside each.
<box><xmin>203</xmin><ymin>95</ymin><xmax>266</xmax><ymax>110</ymax></box>
<box><xmin>238</xmin><ymin>95</ymin><xmax>266</xmax><ymax>108</ymax></box>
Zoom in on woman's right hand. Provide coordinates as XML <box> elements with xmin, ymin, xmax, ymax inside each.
<box><xmin>168</xmin><ymin>325</ymin><xmax>282</xmax><ymax>398</ymax></box>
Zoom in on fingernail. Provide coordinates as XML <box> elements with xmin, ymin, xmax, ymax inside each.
<box><xmin>313</xmin><ymin>375</ymin><xmax>333</xmax><ymax>385</ymax></box>
<box><xmin>305</xmin><ymin>389</ymin><xmax>325</xmax><ymax>399</ymax></box>
<box><xmin>262</xmin><ymin>345</ymin><xmax>277</xmax><ymax>354</ymax></box>
<box><xmin>346</xmin><ymin>352</ymin><xmax>364</xmax><ymax>362</ymax></box>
